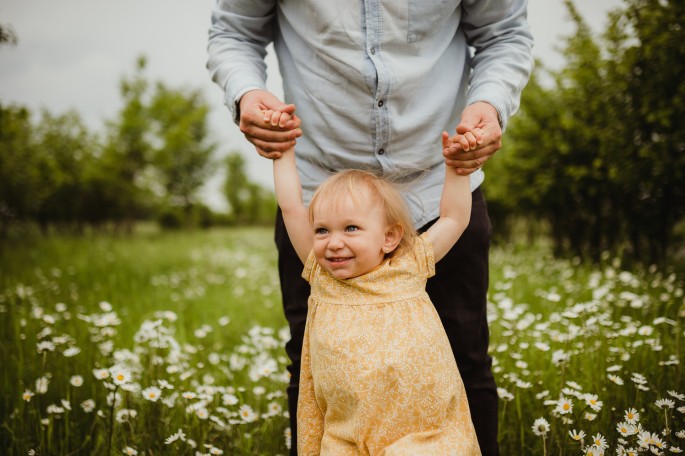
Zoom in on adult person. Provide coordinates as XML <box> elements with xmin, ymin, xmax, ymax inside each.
<box><xmin>207</xmin><ymin>2</ymin><xmax>534</xmax><ymax>455</ymax></box>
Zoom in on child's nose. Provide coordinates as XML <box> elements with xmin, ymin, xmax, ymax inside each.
<box><xmin>327</xmin><ymin>233</ymin><xmax>344</xmax><ymax>249</ymax></box>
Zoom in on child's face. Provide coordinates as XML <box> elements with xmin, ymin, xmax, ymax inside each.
<box><xmin>311</xmin><ymin>194</ymin><xmax>393</xmax><ymax>280</ymax></box>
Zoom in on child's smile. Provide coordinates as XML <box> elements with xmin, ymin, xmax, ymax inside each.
<box><xmin>312</xmin><ymin>195</ymin><xmax>393</xmax><ymax>280</ymax></box>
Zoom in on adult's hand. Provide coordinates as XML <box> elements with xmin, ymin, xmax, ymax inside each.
<box><xmin>239</xmin><ymin>89</ymin><xmax>302</xmax><ymax>159</ymax></box>
<box><xmin>443</xmin><ymin>102</ymin><xmax>503</xmax><ymax>175</ymax></box>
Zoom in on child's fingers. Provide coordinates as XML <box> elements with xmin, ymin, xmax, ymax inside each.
<box><xmin>442</xmin><ymin>131</ymin><xmax>450</xmax><ymax>149</ymax></box>
<box><xmin>262</xmin><ymin>109</ymin><xmax>275</xmax><ymax>122</ymax></box>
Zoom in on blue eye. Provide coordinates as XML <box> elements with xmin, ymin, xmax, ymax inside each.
<box><xmin>345</xmin><ymin>225</ymin><xmax>359</xmax><ymax>232</ymax></box>
<box><xmin>315</xmin><ymin>227</ymin><xmax>328</xmax><ymax>235</ymax></box>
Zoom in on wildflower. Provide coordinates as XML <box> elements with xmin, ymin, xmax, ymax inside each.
<box><xmin>638</xmin><ymin>431</ymin><xmax>654</xmax><ymax>448</ymax></box>
<box><xmin>122</xmin><ymin>447</ymin><xmax>137</xmax><ymax>455</ymax></box>
<box><xmin>608</xmin><ymin>374</ymin><xmax>625</xmax><ymax>385</ymax></box>
<box><xmin>591</xmin><ymin>433</ymin><xmax>608</xmax><ymax>451</ymax></box>
<box><xmin>625</xmin><ymin>408</ymin><xmax>640</xmax><ymax>424</ymax></box>
<box><xmin>569</xmin><ymin>429</ymin><xmax>586</xmax><ymax>441</ymax></box>
<box><xmin>35</xmin><ymin>376</ymin><xmax>49</xmax><ymax>394</ymax></box>
<box><xmin>63</xmin><ymin>347</ymin><xmax>81</xmax><ymax>357</ymax></box>
<box><xmin>670</xmin><ymin>446</ymin><xmax>682</xmax><ymax>453</ymax></box>
<box><xmin>267</xmin><ymin>401</ymin><xmax>283</xmax><ymax>415</ymax></box>
<box><xmin>80</xmin><ymin>399</ymin><xmax>95</xmax><ymax>413</ymax></box>
<box><xmin>253</xmin><ymin>386</ymin><xmax>266</xmax><ymax>396</ymax></box>
<box><xmin>656</xmin><ymin>398</ymin><xmax>676</xmax><ymax>409</ymax></box>
<box><xmin>164</xmin><ymin>428</ymin><xmax>186</xmax><ymax>445</ymax></box>
<box><xmin>157</xmin><ymin>379</ymin><xmax>173</xmax><ymax>390</ymax></box>
<box><xmin>116</xmin><ymin>409</ymin><xmax>138</xmax><ymax>423</ymax></box>
<box><xmin>617</xmin><ymin>422</ymin><xmax>637</xmax><ymax>437</ymax></box>
<box><xmin>584</xmin><ymin>412</ymin><xmax>597</xmax><ymax>421</ymax></box>
<box><xmin>497</xmin><ymin>387</ymin><xmax>514</xmax><ymax>401</ymax></box>
<box><xmin>111</xmin><ymin>367</ymin><xmax>132</xmax><ymax>386</ymax></box>
<box><xmin>585</xmin><ymin>394</ymin><xmax>603</xmax><ymax>412</ymax></box>
<box><xmin>70</xmin><ymin>375</ymin><xmax>84</xmax><ymax>387</ymax></box>
<box><xmin>238</xmin><ymin>404</ymin><xmax>257</xmax><ymax>423</ymax></box>
<box><xmin>46</xmin><ymin>404</ymin><xmax>65</xmax><ymax>414</ymax></box>
<box><xmin>532</xmin><ymin>417</ymin><xmax>550</xmax><ymax>436</ymax></box>
<box><xmin>37</xmin><ymin>340</ymin><xmax>56</xmax><ymax>352</ymax></box>
<box><xmin>668</xmin><ymin>391</ymin><xmax>685</xmax><ymax>401</ymax></box>
<box><xmin>585</xmin><ymin>446</ymin><xmax>603</xmax><ymax>456</ymax></box>
<box><xmin>182</xmin><ymin>391</ymin><xmax>197</xmax><ymax>400</ymax></box>
<box><xmin>93</xmin><ymin>368</ymin><xmax>109</xmax><ymax>380</ymax></box>
<box><xmin>631</xmin><ymin>373</ymin><xmax>648</xmax><ymax>386</ymax></box>
<box><xmin>222</xmin><ymin>393</ymin><xmax>239</xmax><ymax>406</ymax></box>
<box><xmin>652</xmin><ymin>435</ymin><xmax>667</xmax><ymax>450</ymax></box>
<box><xmin>566</xmin><ymin>381</ymin><xmax>583</xmax><ymax>390</ymax></box>
<box><xmin>142</xmin><ymin>386</ymin><xmax>162</xmax><ymax>402</ymax></box>
<box><xmin>284</xmin><ymin>427</ymin><xmax>292</xmax><ymax>450</ymax></box>
<box><xmin>61</xmin><ymin>399</ymin><xmax>72</xmax><ymax>411</ymax></box>
<box><xmin>196</xmin><ymin>408</ymin><xmax>209</xmax><ymax>420</ymax></box>
<box><xmin>209</xmin><ymin>447</ymin><xmax>224</xmax><ymax>455</ymax></box>
<box><xmin>675</xmin><ymin>430</ymin><xmax>685</xmax><ymax>438</ymax></box>
<box><xmin>22</xmin><ymin>390</ymin><xmax>34</xmax><ymax>402</ymax></box>
<box><xmin>556</xmin><ymin>397</ymin><xmax>573</xmax><ymax>415</ymax></box>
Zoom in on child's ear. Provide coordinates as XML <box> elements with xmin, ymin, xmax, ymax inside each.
<box><xmin>383</xmin><ymin>224</ymin><xmax>404</xmax><ymax>254</ymax></box>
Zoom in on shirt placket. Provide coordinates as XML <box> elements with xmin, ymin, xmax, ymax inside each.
<box><xmin>363</xmin><ymin>0</ymin><xmax>392</xmax><ymax>173</ymax></box>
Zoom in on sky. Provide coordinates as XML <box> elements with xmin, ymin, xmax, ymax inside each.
<box><xmin>0</xmin><ymin>0</ymin><xmax>623</xmax><ymax>211</ymax></box>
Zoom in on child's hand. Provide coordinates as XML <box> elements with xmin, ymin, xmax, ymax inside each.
<box><xmin>262</xmin><ymin>109</ymin><xmax>294</xmax><ymax>129</ymax></box>
<box><xmin>442</xmin><ymin>128</ymin><xmax>484</xmax><ymax>153</ymax></box>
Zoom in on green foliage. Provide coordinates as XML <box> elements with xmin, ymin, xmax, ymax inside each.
<box><xmin>223</xmin><ymin>153</ymin><xmax>276</xmax><ymax>226</ymax></box>
<box><xmin>0</xmin><ymin>105</ymin><xmax>42</xmax><ymax>234</ymax></box>
<box><xmin>0</xmin><ymin>228</ymin><xmax>681</xmax><ymax>455</ymax></box>
<box><xmin>0</xmin><ymin>56</ymin><xmax>223</xmax><ymax>234</ymax></box>
<box><xmin>148</xmin><ymin>82</ymin><xmax>215</xmax><ymax>211</ymax></box>
<box><xmin>487</xmin><ymin>0</ymin><xmax>685</xmax><ymax>265</ymax></box>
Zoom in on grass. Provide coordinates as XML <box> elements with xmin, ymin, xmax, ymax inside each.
<box><xmin>0</xmin><ymin>226</ymin><xmax>683</xmax><ymax>455</ymax></box>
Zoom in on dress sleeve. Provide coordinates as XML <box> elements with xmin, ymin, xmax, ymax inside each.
<box><xmin>415</xmin><ymin>233</ymin><xmax>436</xmax><ymax>279</ymax></box>
<box><xmin>301</xmin><ymin>250</ymin><xmax>318</xmax><ymax>284</ymax></box>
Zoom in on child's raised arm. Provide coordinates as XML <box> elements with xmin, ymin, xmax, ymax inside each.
<box><xmin>425</xmin><ymin>131</ymin><xmax>477</xmax><ymax>262</ymax></box>
<box><xmin>269</xmin><ymin>110</ymin><xmax>313</xmax><ymax>264</ymax></box>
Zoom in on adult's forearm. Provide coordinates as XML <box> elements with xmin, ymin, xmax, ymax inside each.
<box><xmin>462</xmin><ymin>0</ymin><xmax>535</xmax><ymax>131</ymax></box>
<box><xmin>206</xmin><ymin>0</ymin><xmax>277</xmax><ymax>122</ymax></box>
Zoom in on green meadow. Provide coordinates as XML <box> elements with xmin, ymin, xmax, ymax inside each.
<box><xmin>0</xmin><ymin>227</ymin><xmax>683</xmax><ymax>455</ymax></box>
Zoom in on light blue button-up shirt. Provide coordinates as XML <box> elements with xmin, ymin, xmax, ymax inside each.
<box><xmin>208</xmin><ymin>0</ymin><xmax>534</xmax><ymax>228</ymax></box>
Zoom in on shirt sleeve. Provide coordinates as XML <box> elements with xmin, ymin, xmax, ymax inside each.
<box><xmin>414</xmin><ymin>233</ymin><xmax>436</xmax><ymax>279</ymax></box>
<box><xmin>301</xmin><ymin>250</ymin><xmax>318</xmax><ymax>284</ymax></box>
<box><xmin>461</xmin><ymin>0</ymin><xmax>535</xmax><ymax>131</ymax></box>
<box><xmin>207</xmin><ymin>0</ymin><xmax>277</xmax><ymax>123</ymax></box>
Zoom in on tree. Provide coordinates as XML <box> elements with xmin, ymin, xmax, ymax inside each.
<box><xmin>33</xmin><ymin>110</ymin><xmax>98</xmax><ymax>231</ymax></box>
<box><xmin>148</xmin><ymin>83</ymin><xmax>215</xmax><ymax>214</ymax></box>
<box><xmin>0</xmin><ymin>23</ymin><xmax>17</xmax><ymax>46</ymax></box>
<box><xmin>486</xmin><ymin>0</ymin><xmax>685</xmax><ymax>264</ymax></box>
<box><xmin>0</xmin><ymin>104</ymin><xmax>43</xmax><ymax>235</ymax></box>
<box><xmin>223</xmin><ymin>152</ymin><xmax>276</xmax><ymax>225</ymax></box>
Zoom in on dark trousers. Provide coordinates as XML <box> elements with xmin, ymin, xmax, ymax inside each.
<box><xmin>275</xmin><ymin>187</ymin><xmax>498</xmax><ymax>456</ymax></box>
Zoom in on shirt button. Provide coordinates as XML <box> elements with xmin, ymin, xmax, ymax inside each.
<box><xmin>378</xmin><ymin>100</ymin><xmax>384</xmax><ymax>107</ymax></box>
<box><xmin>378</xmin><ymin>149</ymin><xmax>385</xmax><ymax>155</ymax></box>
<box><xmin>370</xmin><ymin>48</ymin><xmax>375</xmax><ymax>55</ymax></box>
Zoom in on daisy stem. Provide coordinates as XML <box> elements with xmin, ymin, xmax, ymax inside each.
<box><xmin>107</xmin><ymin>385</ymin><xmax>118</xmax><ymax>456</ymax></box>
<box><xmin>542</xmin><ymin>434</ymin><xmax>547</xmax><ymax>456</ymax></box>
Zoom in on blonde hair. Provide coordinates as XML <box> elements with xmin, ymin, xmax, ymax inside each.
<box><xmin>308</xmin><ymin>169</ymin><xmax>416</xmax><ymax>255</ymax></box>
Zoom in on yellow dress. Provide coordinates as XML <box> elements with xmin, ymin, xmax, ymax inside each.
<box><xmin>297</xmin><ymin>234</ymin><xmax>481</xmax><ymax>456</ymax></box>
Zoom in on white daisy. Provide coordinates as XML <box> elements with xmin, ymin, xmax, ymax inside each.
<box><xmin>142</xmin><ymin>386</ymin><xmax>162</xmax><ymax>402</ymax></box>
<box><xmin>555</xmin><ymin>397</ymin><xmax>573</xmax><ymax>415</ymax></box>
<box><xmin>22</xmin><ymin>390</ymin><xmax>34</xmax><ymax>402</ymax></box>
<box><xmin>70</xmin><ymin>375</ymin><xmax>84</xmax><ymax>387</ymax></box>
<box><xmin>532</xmin><ymin>417</ymin><xmax>550</xmax><ymax>436</ymax></box>
<box><xmin>569</xmin><ymin>429</ymin><xmax>586</xmax><ymax>441</ymax></box>
<box><xmin>656</xmin><ymin>398</ymin><xmax>676</xmax><ymax>409</ymax></box>
<box><xmin>625</xmin><ymin>408</ymin><xmax>640</xmax><ymax>424</ymax></box>
<box><xmin>122</xmin><ymin>446</ymin><xmax>137</xmax><ymax>455</ymax></box>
